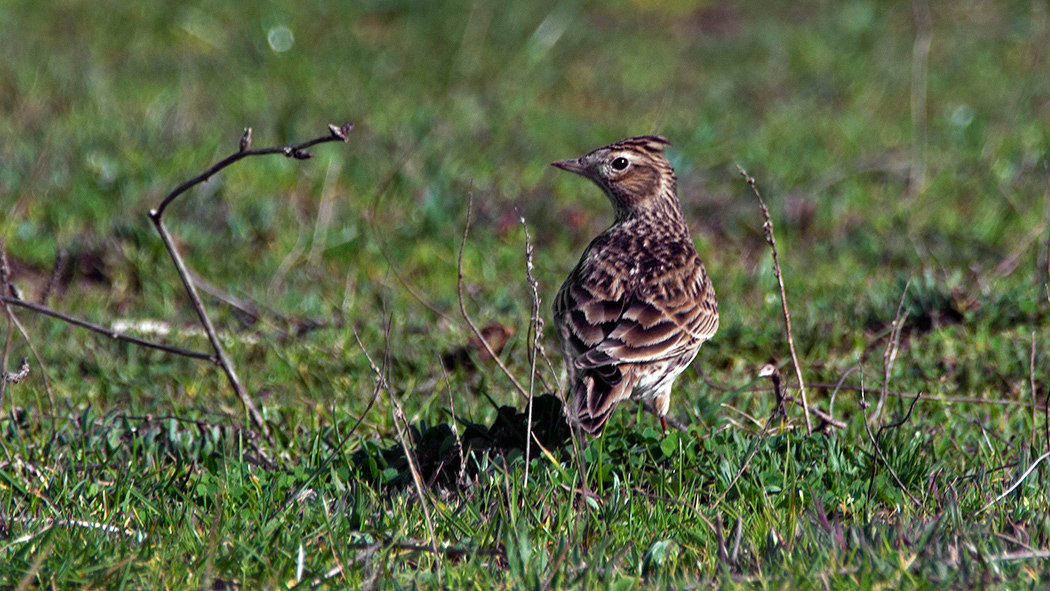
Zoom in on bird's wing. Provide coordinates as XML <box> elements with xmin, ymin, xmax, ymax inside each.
<box><xmin>553</xmin><ymin>262</ymin><xmax>627</xmax><ymax>358</ymax></box>
<box><xmin>563</xmin><ymin>256</ymin><xmax>718</xmax><ymax>370</ymax></box>
<box><xmin>554</xmin><ymin>254</ymin><xmax>717</xmax><ymax>435</ymax></box>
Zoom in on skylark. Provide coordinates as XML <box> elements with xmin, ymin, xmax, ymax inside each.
<box><xmin>552</xmin><ymin>136</ymin><xmax>718</xmax><ymax>435</ymax></box>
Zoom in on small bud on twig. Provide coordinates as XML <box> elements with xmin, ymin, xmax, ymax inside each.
<box><xmin>281</xmin><ymin>147</ymin><xmax>312</xmax><ymax>159</ymax></box>
<box><xmin>2</xmin><ymin>357</ymin><xmax>30</xmax><ymax>383</ymax></box>
<box><xmin>329</xmin><ymin>122</ymin><xmax>354</xmax><ymax>142</ymax></box>
<box><xmin>240</xmin><ymin>128</ymin><xmax>253</xmax><ymax>152</ymax></box>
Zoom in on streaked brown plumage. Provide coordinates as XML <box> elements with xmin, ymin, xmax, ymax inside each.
<box><xmin>551</xmin><ymin>136</ymin><xmax>718</xmax><ymax>435</ymax></box>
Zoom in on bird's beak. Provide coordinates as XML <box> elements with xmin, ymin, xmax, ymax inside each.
<box><xmin>551</xmin><ymin>157</ymin><xmax>586</xmax><ymax>175</ymax></box>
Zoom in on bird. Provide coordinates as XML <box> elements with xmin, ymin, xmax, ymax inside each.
<box><xmin>551</xmin><ymin>135</ymin><xmax>718</xmax><ymax>435</ymax></box>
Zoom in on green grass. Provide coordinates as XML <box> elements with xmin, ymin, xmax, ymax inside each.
<box><xmin>3</xmin><ymin>0</ymin><xmax>1050</xmax><ymax>588</ymax></box>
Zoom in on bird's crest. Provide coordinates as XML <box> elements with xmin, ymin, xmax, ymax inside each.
<box><xmin>608</xmin><ymin>135</ymin><xmax>672</xmax><ymax>155</ymax></box>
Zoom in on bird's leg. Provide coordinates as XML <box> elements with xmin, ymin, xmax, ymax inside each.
<box><xmin>653</xmin><ymin>388</ymin><xmax>671</xmax><ymax>433</ymax></box>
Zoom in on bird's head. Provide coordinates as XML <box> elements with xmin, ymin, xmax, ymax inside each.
<box><xmin>552</xmin><ymin>135</ymin><xmax>678</xmax><ymax>219</ymax></box>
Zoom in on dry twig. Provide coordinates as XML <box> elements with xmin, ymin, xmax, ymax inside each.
<box><xmin>762</xmin><ymin>362</ymin><xmax>846</xmax><ymax>430</ymax></box>
<box><xmin>0</xmin><ymin>296</ymin><xmax>215</xmax><ymax>362</ymax></box>
<box><xmin>738</xmin><ymin>167</ymin><xmax>812</xmax><ymax>434</ymax></box>
<box><xmin>439</xmin><ymin>359</ymin><xmax>469</xmax><ymax>488</ymax></box>
<box><xmin>147</xmin><ymin>122</ymin><xmax>354</xmax><ymax>439</ymax></box>
<box><xmin>0</xmin><ymin>239</ymin><xmax>13</xmax><ymax>412</ymax></box>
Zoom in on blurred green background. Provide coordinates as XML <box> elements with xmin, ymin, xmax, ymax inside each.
<box><xmin>3</xmin><ymin>0</ymin><xmax>1047</xmax><ymax>412</ymax></box>
<box><xmin>1</xmin><ymin>1</ymin><xmax>1049</xmax><ymax>586</ymax></box>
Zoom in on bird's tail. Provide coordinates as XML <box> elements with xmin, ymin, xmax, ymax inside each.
<box><xmin>569</xmin><ymin>365</ymin><xmax>636</xmax><ymax>435</ymax></box>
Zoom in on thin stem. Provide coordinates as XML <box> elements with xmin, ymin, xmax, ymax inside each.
<box><xmin>700</xmin><ymin>373</ymin><xmax>1050</xmax><ymax>412</ymax></box>
<box><xmin>355</xmin><ymin>326</ymin><xmax>443</xmax><ymax>584</ymax></box>
<box><xmin>977</xmin><ymin>451</ymin><xmax>1050</xmax><ymax>515</ymax></box>
<box><xmin>522</xmin><ymin>217</ymin><xmax>540</xmax><ymax>489</ymax></box>
<box><xmin>738</xmin><ymin>167</ymin><xmax>812</xmax><ymax>434</ymax></box>
<box><xmin>874</xmin><ymin>280</ymin><xmax>911</xmax><ymax>426</ymax></box>
<box><xmin>267</xmin><ymin>360</ymin><xmax>381</xmax><ymax>523</ymax></box>
<box><xmin>1031</xmin><ymin>332</ymin><xmax>1037</xmax><ymax>450</ymax></box>
<box><xmin>456</xmin><ymin>191</ymin><xmax>529</xmax><ymax>399</ymax></box>
<box><xmin>712</xmin><ymin>365</ymin><xmax>785</xmax><ymax>508</ymax></box>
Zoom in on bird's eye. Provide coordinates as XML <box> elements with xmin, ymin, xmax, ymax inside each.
<box><xmin>611</xmin><ymin>157</ymin><xmax>629</xmax><ymax>171</ymax></box>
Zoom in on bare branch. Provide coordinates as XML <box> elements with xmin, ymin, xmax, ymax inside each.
<box><xmin>151</xmin><ymin>122</ymin><xmax>353</xmax><ymax>219</ymax></box>
<box><xmin>147</xmin><ymin>122</ymin><xmax>354</xmax><ymax>439</ymax></box>
<box><xmin>0</xmin><ymin>296</ymin><xmax>214</xmax><ymax>361</ymax></box>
